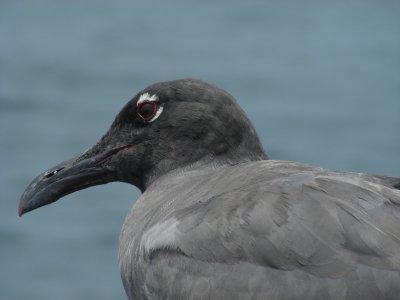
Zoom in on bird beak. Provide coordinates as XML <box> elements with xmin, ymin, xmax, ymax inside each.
<box><xmin>18</xmin><ymin>144</ymin><xmax>133</xmax><ymax>216</ymax></box>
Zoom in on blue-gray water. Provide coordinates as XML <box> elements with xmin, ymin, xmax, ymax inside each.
<box><xmin>1</xmin><ymin>1</ymin><xmax>399</xmax><ymax>299</ymax></box>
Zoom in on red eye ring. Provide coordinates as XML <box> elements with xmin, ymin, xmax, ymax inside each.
<box><xmin>136</xmin><ymin>100</ymin><xmax>158</xmax><ymax>122</ymax></box>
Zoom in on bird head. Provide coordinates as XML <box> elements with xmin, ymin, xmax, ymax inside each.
<box><xmin>18</xmin><ymin>79</ymin><xmax>266</xmax><ymax>216</ymax></box>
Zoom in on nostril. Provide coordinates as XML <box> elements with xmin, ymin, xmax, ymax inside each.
<box><xmin>44</xmin><ymin>167</ymin><xmax>64</xmax><ymax>178</ymax></box>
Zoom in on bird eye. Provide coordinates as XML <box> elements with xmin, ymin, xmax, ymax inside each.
<box><xmin>137</xmin><ymin>101</ymin><xmax>158</xmax><ymax>122</ymax></box>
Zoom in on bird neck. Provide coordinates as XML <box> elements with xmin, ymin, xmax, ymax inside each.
<box><xmin>142</xmin><ymin>146</ymin><xmax>268</xmax><ymax>192</ymax></box>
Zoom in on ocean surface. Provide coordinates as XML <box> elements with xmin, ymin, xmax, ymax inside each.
<box><xmin>1</xmin><ymin>1</ymin><xmax>399</xmax><ymax>299</ymax></box>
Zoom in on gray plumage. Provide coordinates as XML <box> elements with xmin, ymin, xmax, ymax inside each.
<box><xmin>19</xmin><ymin>79</ymin><xmax>400</xmax><ymax>300</ymax></box>
<box><xmin>120</xmin><ymin>161</ymin><xmax>400</xmax><ymax>300</ymax></box>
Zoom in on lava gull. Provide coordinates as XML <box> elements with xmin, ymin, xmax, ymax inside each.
<box><xmin>19</xmin><ymin>79</ymin><xmax>400</xmax><ymax>300</ymax></box>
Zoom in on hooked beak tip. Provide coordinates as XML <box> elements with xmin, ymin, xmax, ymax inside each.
<box><xmin>18</xmin><ymin>202</ymin><xmax>24</xmax><ymax>217</ymax></box>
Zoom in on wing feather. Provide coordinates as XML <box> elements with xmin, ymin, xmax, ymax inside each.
<box><xmin>171</xmin><ymin>163</ymin><xmax>400</xmax><ymax>278</ymax></box>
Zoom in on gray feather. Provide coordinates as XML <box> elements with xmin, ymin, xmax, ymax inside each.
<box><xmin>119</xmin><ymin>160</ymin><xmax>400</xmax><ymax>300</ymax></box>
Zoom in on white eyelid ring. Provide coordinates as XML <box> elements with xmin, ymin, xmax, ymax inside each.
<box><xmin>137</xmin><ymin>93</ymin><xmax>164</xmax><ymax>123</ymax></box>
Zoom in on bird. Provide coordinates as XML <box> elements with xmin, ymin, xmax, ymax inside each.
<box><xmin>19</xmin><ymin>78</ymin><xmax>400</xmax><ymax>300</ymax></box>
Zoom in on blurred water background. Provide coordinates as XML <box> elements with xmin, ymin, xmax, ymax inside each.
<box><xmin>1</xmin><ymin>0</ymin><xmax>399</xmax><ymax>299</ymax></box>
